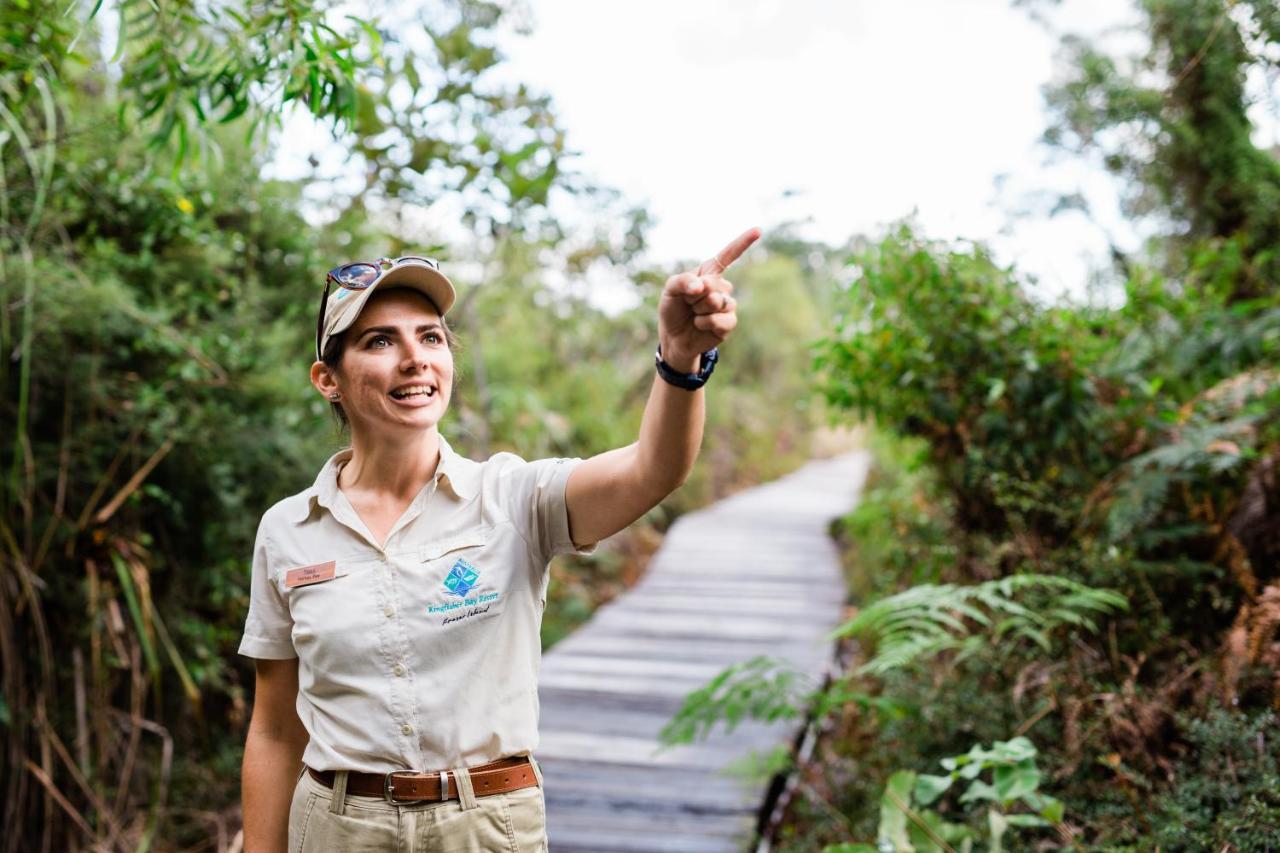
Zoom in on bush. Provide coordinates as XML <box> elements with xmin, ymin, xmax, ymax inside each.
<box><xmin>1152</xmin><ymin>707</ymin><xmax>1280</xmax><ymax>850</ymax></box>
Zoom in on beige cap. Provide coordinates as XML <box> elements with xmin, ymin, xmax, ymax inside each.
<box><xmin>317</xmin><ymin>259</ymin><xmax>456</xmax><ymax>361</ymax></box>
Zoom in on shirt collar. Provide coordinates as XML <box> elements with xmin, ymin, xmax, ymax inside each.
<box><xmin>292</xmin><ymin>433</ymin><xmax>479</xmax><ymax>524</ymax></box>
<box><xmin>435</xmin><ymin>434</ymin><xmax>481</xmax><ymax>500</ymax></box>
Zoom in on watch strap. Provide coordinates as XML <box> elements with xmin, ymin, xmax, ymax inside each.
<box><xmin>655</xmin><ymin>345</ymin><xmax>719</xmax><ymax>390</ymax></box>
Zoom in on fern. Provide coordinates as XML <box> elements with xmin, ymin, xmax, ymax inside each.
<box><xmin>656</xmin><ymin>655</ymin><xmax>813</xmax><ymax>747</ymax></box>
<box><xmin>831</xmin><ymin>574</ymin><xmax>1128</xmax><ymax>677</ymax></box>
<box><xmin>1103</xmin><ymin>367</ymin><xmax>1275</xmax><ymax>543</ymax></box>
<box><xmin>660</xmin><ymin>578</ymin><xmax>1127</xmax><ymax>747</ymax></box>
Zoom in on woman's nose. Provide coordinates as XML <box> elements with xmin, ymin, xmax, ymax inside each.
<box><xmin>401</xmin><ymin>340</ymin><xmax>433</xmax><ymax>370</ymax></box>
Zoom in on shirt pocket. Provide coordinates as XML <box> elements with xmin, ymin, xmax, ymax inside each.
<box><xmin>416</xmin><ymin>527</ymin><xmax>508</xmax><ymax>630</ymax></box>
<box><xmin>281</xmin><ymin>558</ymin><xmax>382</xmax><ymax>653</ymax></box>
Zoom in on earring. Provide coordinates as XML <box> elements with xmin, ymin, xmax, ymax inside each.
<box><xmin>328</xmin><ymin>393</ymin><xmax>340</xmax><ymax>401</ymax></box>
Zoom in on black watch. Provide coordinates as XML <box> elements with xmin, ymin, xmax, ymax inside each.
<box><xmin>655</xmin><ymin>344</ymin><xmax>719</xmax><ymax>390</ymax></box>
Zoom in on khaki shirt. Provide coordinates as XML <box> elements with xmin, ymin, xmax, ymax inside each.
<box><xmin>238</xmin><ymin>434</ymin><xmax>596</xmax><ymax>772</ymax></box>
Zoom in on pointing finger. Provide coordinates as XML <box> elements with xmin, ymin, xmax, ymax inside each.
<box><xmin>697</xmin><ymin>227</ymin><xmax>762</xmax><ymax>277</ymax></box>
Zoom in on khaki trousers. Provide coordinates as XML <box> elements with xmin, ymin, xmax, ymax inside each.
<box><xmin>287</xmin><ymin>755</ymin><xmax>548</xmax><ymax>852</ymax></box>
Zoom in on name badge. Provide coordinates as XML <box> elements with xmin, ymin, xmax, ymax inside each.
<box><xmin>284</xmin><ymin>560</ymin><xmax>337</xmax><ymax>588</ymax></box>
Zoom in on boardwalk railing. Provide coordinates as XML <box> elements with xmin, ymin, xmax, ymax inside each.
<box><xmin>536</xmin><ymin>450</ymin><xmax>871</xmax><ymax>852</ymax></box>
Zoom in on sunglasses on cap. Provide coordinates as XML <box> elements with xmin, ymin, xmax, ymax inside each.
<box><xmin>315</xmin><ymin>256</ymin><xmax>441</xmax><ymax>361</ymax></box>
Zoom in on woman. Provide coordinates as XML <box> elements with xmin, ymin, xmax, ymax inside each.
<box><xmin>238</xmin><ymin>227</ymin><xmax>760</xmax><ymax>852</ymax></box>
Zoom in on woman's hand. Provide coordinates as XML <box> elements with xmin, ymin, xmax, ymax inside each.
<box><xmin>658</xmin><ymin>227</ymin><xmax>762</xmax><ymax>371</ymax></box>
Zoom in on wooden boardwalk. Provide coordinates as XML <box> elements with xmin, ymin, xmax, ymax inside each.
<box><xmin>536</xmin><ymin>450</ymin><xmax>871</xmax><ymax>852</ymax></box>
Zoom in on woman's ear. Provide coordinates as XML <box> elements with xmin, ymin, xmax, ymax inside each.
<box><xmin>310</xmin><ymin>361</ymin><xmax>340</xmax><ymax>401</ymax></box>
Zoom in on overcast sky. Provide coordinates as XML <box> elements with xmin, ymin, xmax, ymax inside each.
<box><xmin>266</xmin><ymin>0</ymin><xmax>1276</xmax><ymax>306</ymax></box>
<box><xmin>491</xmin><ymin>0</ymin><xmax>1135</xmax><ymax>302</ymax></box>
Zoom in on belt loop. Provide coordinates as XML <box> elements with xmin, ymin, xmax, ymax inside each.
<box><xmin>525</xmin><ymin>752</ymin><xmax>544</xmax><ymax>788</ymax></box>
<box><xmin>452</xmin><ymin>765</ymin><xmax>479</xmax><ymax>811</ymax></box>
<box><xmin>329</xmin><ymin>770</ymin><xmax>349</xmax><ymax>816</ymax></box>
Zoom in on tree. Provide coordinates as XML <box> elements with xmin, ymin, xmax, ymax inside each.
<box><xmin>1042</xmin><ymin>0</ymin><xmax>1280</xmax><ymax>299</ymax></box>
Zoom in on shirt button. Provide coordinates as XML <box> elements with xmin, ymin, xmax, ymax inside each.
<box><xmin>401</xmin><ymin>723</ymin><xmax>413</xmax><ymax>736</ymax></box>
<box><xmin>383</xmin><ymin>606</ymin><xmax>395</xmax><ymax>618</ymax></box>
<box><xmin>393</xmin><ymin>664</ymin><xmax>406</xmax><ymax>677</ymax></box>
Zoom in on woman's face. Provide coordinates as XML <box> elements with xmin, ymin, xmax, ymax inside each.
<box><xmin>322</xmin><ymin>288</ymin><xmax>454</xmax><ymax>437</ymax></box>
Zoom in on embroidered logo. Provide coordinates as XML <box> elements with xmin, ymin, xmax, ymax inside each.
<box><xmin>443</xmin><ymin>558</ymin><xmax>479</xmax><ymax>597</ymax></box>
<box><xmin>429</xmin><ymin>558</ymin><xmax>501</xmax><ymax>618</ymax></box>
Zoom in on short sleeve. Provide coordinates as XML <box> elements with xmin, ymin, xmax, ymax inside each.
<box><xmin>237</xmin><ymin>517</ymin><xmax>297</xmax><ymax>660</ymax></box>
<box><xmin>500</xmin><ymin>456</ymin><xmax>599</xmax><ymax>561</ymax></box>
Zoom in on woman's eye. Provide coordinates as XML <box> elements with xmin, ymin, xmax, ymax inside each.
<box><xmin>369</xmin><ymin>335</ymin><xmax>391</xmax><ymax>348</ymax></box>
<box><xmin>425</xmin><ymin>332</ymin><xmax>442</xmax><ymax>344</ymax></box>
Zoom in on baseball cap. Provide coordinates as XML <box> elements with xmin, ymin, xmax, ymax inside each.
<box><xmin>317</xmin><ymin>257</ymin><xmax>457</xmax><ymax>361</ymax></box>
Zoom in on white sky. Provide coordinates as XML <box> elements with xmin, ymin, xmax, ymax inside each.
<box><xmin>263</xmin><ymin>0</ymin><xmax>1276</xmax><ymax>307</ymax></box>
<box><xmin>493</xmin><ymin>0</ymin><xmax>1141</xmax><ymax>303</ymax></box>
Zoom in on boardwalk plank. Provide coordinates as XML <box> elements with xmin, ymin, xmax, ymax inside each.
<box><xmin>539</xmin><ymin>758</ymin><xmax>756</xmax><ymax>805</ymax></box>
<box><xmin>548</xmin><ymin>631</ymin><xmax>836</xmax><ymax>670</ymax></box>
<box><xmin>584</xmin><ymin>610</ymin><xmax>826</xmax><ymax>642</ymax></box>
<box><xmin>612</xmin><ymin>594</ymin><xmax>842</xmax><ymax>615</ymax></box>
<box><xmin>541</xmin><ymin>655</ymin><xmax>738</xmax><ymax>680</ymax></box>
<box><xmin>537</xmin><ymin>670</ymin><xmax>737</xmax><ymax>698</ymax></box>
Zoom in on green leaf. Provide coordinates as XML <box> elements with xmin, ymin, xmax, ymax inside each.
<box><xmin>993</xmin><ymin>764</ymin><xmax>1041</xmax><ymax>801</ymax></box>
<box><xmin>1004</xmin><ymin>814</ymin><xmax>1049</xmax><ymax>828</ymax></box>
<box><xmin>999</xmin><ymin>738</ymin><xmax>1037</xmax><ymax>761</ymax></box>
<box><xmin>914</xmin><ymin>773</ymin><xmax>954</xmax><ymax>806</ymax></box>
<box><xmin>909</xmin><ymin>809</ymin><xmax>975</xmax><ymax>850</ymax></box>
<box><xmin>111</xmin><ymin>553</ymin><xmax>161</xmax><ymax>679</ymax></box>
<box><xmin>959</xmin><ymin>778</ymin><xmax>1000</xmax><ymax>803</ymax></box>
<box><xmin>879</xmin><ymin>770</ymin><xmax>916</xmax><ymax>852</ymax></box>
<box><xmin>344</xmin><ymin>14</ymin><xmax>384</xmax><ymax>50</ymax></box>
<box><xmin>1038</xmin><ymin>796</ymin><xmax>1065</xmax><ymax>824</ymax></box>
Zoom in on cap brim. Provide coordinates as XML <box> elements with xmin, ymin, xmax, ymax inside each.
<box><xmin>325</xmin><ymin>264</ymin><xmax>457</xmax><ymax>344</ymax></box>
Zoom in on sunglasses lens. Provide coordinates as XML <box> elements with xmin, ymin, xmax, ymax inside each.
<box><xmin>334</xmin><ymin>263</ymin><xmax>380</xmax><ymax>288</ymax></box>
<box><xmin>398</xmin><ymin>256</ymin><xmax>437</xmax><ymax>268</ymax></box>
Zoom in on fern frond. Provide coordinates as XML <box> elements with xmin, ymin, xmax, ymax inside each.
<box><xmin>829</xmin><ymin>574</ymin><xmax>1128</xmax><ymax>677</ymax></box>
<box><xmin>657</xmin><ymin>655</ymin><xmax>814</xmax><ymax>747</ymax></box>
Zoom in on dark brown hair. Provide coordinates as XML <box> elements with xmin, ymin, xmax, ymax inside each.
<box><xmin>320</xmin><ymin>289</ymin><xmax>460</xmax><ymax>430</ymax></box>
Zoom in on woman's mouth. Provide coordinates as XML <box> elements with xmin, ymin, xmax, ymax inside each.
<box><xmin>389</xmin><ymin>384</ymin><xmax>437</xmax><ymax>401</ymax></box>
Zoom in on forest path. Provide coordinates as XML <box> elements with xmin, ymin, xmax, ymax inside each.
<box><xmin>536</xmin><ymin>449</ymin><xmax>871</xmax><ymax>852</ymax></box>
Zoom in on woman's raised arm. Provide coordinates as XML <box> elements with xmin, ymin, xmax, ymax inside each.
<box><xmin>564</xmin><ymin>227</ymin><xmax>760</xmax><ymax>548</ymax></box>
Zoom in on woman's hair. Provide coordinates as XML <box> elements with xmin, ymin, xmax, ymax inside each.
<box><xmin>320</xmin><ymin>289</ymin><xmax>461</xmax><ymax>430</ymax></box>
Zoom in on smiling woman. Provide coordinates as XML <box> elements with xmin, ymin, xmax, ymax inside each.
<box><xmin>237</xmin><ymin>235</ymin><xmax>758</xmax><ymax>852</ymax></box>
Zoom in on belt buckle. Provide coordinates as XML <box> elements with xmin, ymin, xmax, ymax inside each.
<box><xmin>383</xmin><ymin>770</ymin><xmax>416</xmax><ymax>805</ymax></box>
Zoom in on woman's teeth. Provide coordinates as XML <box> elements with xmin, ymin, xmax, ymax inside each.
<box><xmin>390</xmin><ymin>386</ymin><xmax>435</xmax><ymax>399</ymax></box>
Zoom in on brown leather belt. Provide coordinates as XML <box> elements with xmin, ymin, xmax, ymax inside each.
<box><xmin>308</xmin><ymin>755</ymin><xmax>538</xmax><ymax>804</ymax></box>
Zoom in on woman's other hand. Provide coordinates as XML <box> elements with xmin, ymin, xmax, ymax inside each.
<box><xmin>657</xmin><ymin>227</ymin><xmax>761</xmax><ymax>372</ymax></box>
